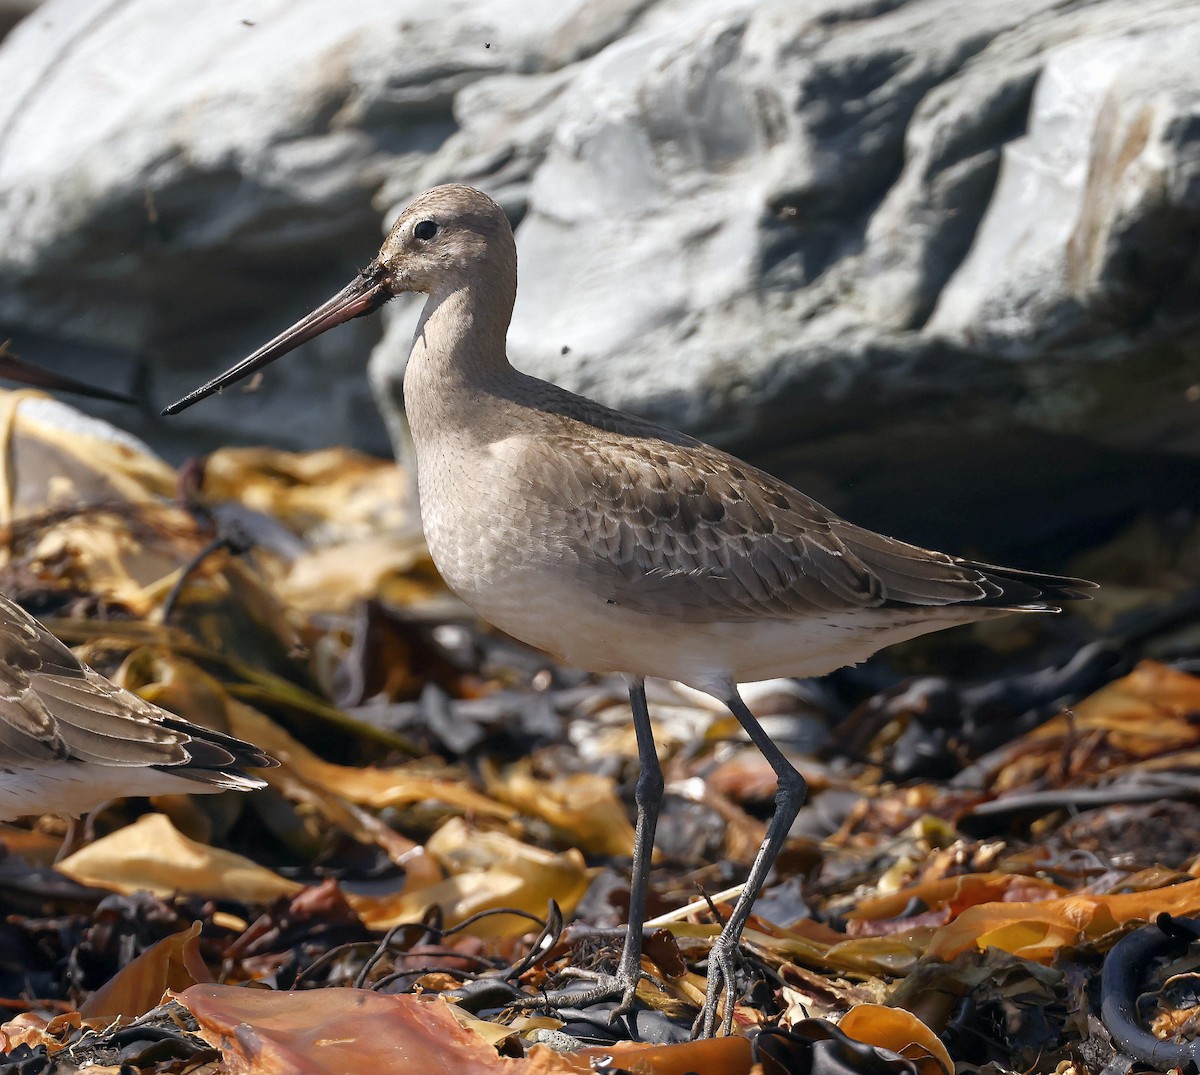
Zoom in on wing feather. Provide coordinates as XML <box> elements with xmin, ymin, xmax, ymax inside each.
<box><xmin>515</xmin><ymin>392</ymin><xmax>1093</xmax><ymax>622</ymax></box>
<box><xmin>0</xmin><ymin>593</ymin><xmax>274</xmax><ymax>786</ymax></box>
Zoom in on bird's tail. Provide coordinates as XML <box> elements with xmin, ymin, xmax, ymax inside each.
<box><xmin>962</xmin><ymin>560</ymin><xmax>1097</xmax><ymax>612</ymax></box>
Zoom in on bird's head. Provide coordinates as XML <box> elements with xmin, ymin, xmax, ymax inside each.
<box><xmin>162</xmin><ymin>184</ymin><xmax>513</xmax><ymax>415</ymax></box>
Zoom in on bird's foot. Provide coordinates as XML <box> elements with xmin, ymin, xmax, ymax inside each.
<box><xmin>513</xmin><ymin>965</ymin><xmax>663</xmax><ymax>1023</ymax></box>
<box><xmin>693</xmin><ymin>941</ymin><xmax>739</xmax><ymax>1039</ymax></box>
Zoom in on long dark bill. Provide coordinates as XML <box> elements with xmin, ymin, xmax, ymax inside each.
<box><xmin>0</xmin><ymin>346</ymin><xmax>137</xmax><ymax>404</ymax></box>
<box><xmin>162</xmin><ymin>262</ymin><xmax>393</xmax><ymax>415</ymax></box>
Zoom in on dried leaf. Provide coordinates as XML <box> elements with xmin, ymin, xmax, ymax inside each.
<box><xmin>199</xmin><ymin>446</ymin><xmax>410</xmax><ymax>542</ymax></box>
<box><xmin>346</xmin><ymin>817</ymin><xmax>592</xmax><ymax>935</ymax></box>
<box><xmin>0</xmin><ymin>1011</ymin><xmax>82</xmax><ymax>1054</ymax></box>
<box><xmin>179</xmin><ymin>983</ymin><xmax>757</xmax><ymax>1074</ymax></box>
<box><xmin>485</xmin><ymin>758</ymin><xmax>637</xmax><ymax>857</ymax></box>
<box><xmin>839</xmin><ymin>1004</ymin><xmax>953</xmax><ymax>1075</ymax></box>
<box><xmin>847</xmin><ymin>872</ymin><xmax>1066</xmax><ymax>923</ymax></box>
<box><xmin>56</xmin><ymin>813</ymin><xmax>302</xmax><ymax>902</ymax></box>
<box><xmin>282</xmin><ymin>534</ymin><xmax>444</xmax><ymax>614</ymax></box>
<box><xmin>27</xmin><ymin>506</ymin><xmax>197</xmax><ymax>616</ymax></box>
<box><xmin>993</xmin><ymin>661</ymin><xmax>1200</xmax><ymax>792</ymax></box>
<box><xmin>227</xmin><ymin>702</ymin><xmax>514</xmax><ymax>820</ymax></box>
<box><xmin>177</xmin><ymin>984</ymin><xmax>592</xmax><ymax>1074</ymax></box>
<box><xmin>0</xmin><ymin>389</ymin><xmax>175</xmax><ymax>530</ymax></box>
<box><xmin>665</xmin><ymin>920</ymin><xmax>924</xmax><ymax>978</ymax></box>
<box><xmin>445</xmin><ymin>1004</ymin><xmax>522</xmax><ymax>1047</ymax></box>
<box><xmin>927</xmin><ymin>876</ymin><xmax>1200</xmax><ymax>961</ymax></box>
<box><xmin>581</xmin><ymin>1036</ymin><xmax>754</xmax><ymax>1075</ymax></box>
<box><xmin>79</xmin><ymin>920</ymin><xmax>214</xmax><ymax>1024</ymax></box>
<box><xmin>0</xmin><ymin>822</ymin><xmax>64</xmax><ymax>864</ymax></box>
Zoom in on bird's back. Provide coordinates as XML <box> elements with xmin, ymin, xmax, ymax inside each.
<box><xmin>487</xmin><ymin>376</ymin><xmax>1088</xmax><ymax>616</ymax></box>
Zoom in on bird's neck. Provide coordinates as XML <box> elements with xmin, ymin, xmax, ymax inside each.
<box><xmin>403</xmin><ymin>279</ymin><xmax>518</xmax><ymax>445</ymax></box>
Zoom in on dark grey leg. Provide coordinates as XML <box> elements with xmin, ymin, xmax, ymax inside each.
<box><xmin>611</xmin><ymin>675</ymin><xmax>663</xmax><ymax>1013</ymax></box>
<box><xmin>697</xmin><ymin>688</ymin><xmax>807</xmax><ymax>1037</ymax></box>
<box><xmin>511</xmin><ymin>676</ymin><xmax>664</xmax><ymax>1019</ymax></box>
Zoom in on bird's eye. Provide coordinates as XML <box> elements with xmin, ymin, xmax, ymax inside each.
<box><xmin>414</xmin><ymin>220</ymin><xmax>438</xmax><ymax>241</ymax></box>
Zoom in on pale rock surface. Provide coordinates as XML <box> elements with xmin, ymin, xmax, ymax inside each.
<box><xmin>0</xmin><ymin>0</ymin><xmax>1198</xmax><ymax>554</ymax></box>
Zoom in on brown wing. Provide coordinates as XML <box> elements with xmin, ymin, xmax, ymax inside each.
<box><xmin>524</xmin><ymin>394</ymin><xmax>1093</xmax><ymax>623</ymax></box>
<box><xmin>0</xmin><ymin>594</ymin><xmax>273</xmax><ymax>785</ymax></box>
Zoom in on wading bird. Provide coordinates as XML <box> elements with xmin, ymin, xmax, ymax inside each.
<box><xmin>165</xmin><ymin>185</ymin><xmax>1093</xmax><ymax>1036</ymax></box>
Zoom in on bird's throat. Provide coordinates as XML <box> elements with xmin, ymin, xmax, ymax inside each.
<box><xmin>404</xmin><ymin>284</ymin><xmax>518</xmax><ymax>446</ymax></box>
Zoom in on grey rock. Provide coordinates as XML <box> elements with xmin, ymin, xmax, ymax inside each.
<box><xmin>0</xmin><ymin>0</ymin><xmax>640</xmax><ymax>456</ymax></box>
<box><xmin>1</xmin><ymin>0</ymin><xmax>1198</xmax><ymax>558</ymax></box>
<box><xmin>0</xmin><ymin>0</ymin><xmax>37</xmax><ymax>42</ymax></box>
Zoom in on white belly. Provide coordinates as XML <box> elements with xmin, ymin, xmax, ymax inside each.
<box><xmin>0</xmin><ymin>762</ymin><xmax>210</xmax><ymax>820</ymax></box>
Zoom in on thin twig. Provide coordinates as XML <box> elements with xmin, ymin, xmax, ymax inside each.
<box><xmin>160</xmin><ymin>524</ymin><xmax>254</xmax><ymax>623</ymax></box>
<box><xmin>645</xmin><ymin>883</ymin><xmax>745</xmax><ymax>927</ymax></box>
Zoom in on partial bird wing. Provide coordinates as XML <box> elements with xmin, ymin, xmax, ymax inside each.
<box><xmin>528</xmin><ymin>398</ymin><xmax>1092</xmax><ymax>623</ymax></box>
<box><xmin>0</xmin><ymin>593</ymin><xmax>272</xmax><ymax>785</ymax></box>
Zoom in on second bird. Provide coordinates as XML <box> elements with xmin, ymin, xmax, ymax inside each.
<box><xmin>165</xmin><ymin>184</ymin><xmax>1094</xmax><ymax>1037</ymax></box>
